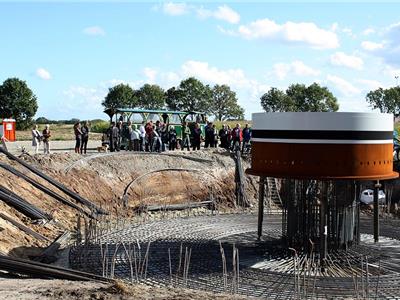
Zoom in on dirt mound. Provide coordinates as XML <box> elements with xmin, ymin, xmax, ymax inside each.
<box><xmin>0</xmin><ymin>149</ymin><xmax>257</xmax><ymax>256</ymax></box>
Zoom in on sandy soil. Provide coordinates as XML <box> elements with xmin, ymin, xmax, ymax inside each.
<box><xmin>0</xmin><ymin>279</ymin><xmax>250</xmax><ymax>300</ymax></box>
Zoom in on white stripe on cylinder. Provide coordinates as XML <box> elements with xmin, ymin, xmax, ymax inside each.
<box><xmin>252</xmin><ymin>112</ymin><xmax>394</xmax><ymax>132</ymax></box>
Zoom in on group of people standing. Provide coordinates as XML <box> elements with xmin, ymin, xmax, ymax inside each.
<box><xmin>218</xmin><ymin>123</ymin><xmax>252</xmax><ymax>152</ymax></box>
<box><xmin>106</xmin><ymin>119</ymin><xmax>251</xmax><ymax>153</ymax></box>
<box><xmin>73</xmin><ymin>121</ymin><xmax>90</xmax><ymax>154</ymax></box>
<box><xmin>107</xmin><ymin>120</ymin><xmax>181</xmax><ymax>153</ymax></box>
<box><xmin>31</xmin><ymin>124</ymin><xmax>51</xmax><ymax>154</ymax></box>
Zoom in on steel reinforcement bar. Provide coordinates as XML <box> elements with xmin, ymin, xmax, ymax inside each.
<box><xmin>0</xmin><ymin>185</ymin><xmax>51</xmax><ymax>221</ymax></box>
<box><xmin>0</xmin><ymin>162</ymin><xmax>93</xmax><ymax>218</ymax></box>
<box><xmin>0</xmin><ymin>147</ymin><xmax>106</xmax><ymax>215</ymax></box>
<box><xmin>0</xmin><ymin>254</ymin><xmax>112</xmax><ymax>282</ymax></box>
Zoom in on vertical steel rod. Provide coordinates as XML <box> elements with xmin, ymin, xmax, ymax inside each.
<box><xmin>258</xmin><ymin>176</ymin><xmax>265</xmax><ymax>240</ymax></box>
<box><xmin>320</xmin><ymin>182</ymin><xmax>328</xmax><ymax>266</ymax></box>
<box><xmin>373</xmin><ymin>181</ymin><xmax>380</xmax><ymax>243</ymax></box>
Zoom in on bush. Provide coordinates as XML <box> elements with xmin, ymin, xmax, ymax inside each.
<box><xmin>35</xmin><ymin>117</ymin><xmax>50</xmax><ymax>124</ymax></box>
<box><xmin>91</xmin><ymin>120</ymin><xmax>109</xmax><ymax>133</ymax></box>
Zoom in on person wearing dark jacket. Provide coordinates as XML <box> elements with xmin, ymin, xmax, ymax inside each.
<box><xmin>74</xmin><ymin>122</ymin><xmax>82</xmax><ymax>154</ymax></box>
<box><xmin>242</xmin><ymin>123</ymin><xmax>251</xmax><ymax>153</ymax></box>
<box><xmin>219</xmin><ymin>124</ymin><xmax>228</xmax><ymax>149</ymax></box>
<box><xmin>192</xmin><ymin>123</ymin><xmax>202</xmax><ymax>151</ymax></box>
<box><xmin>81</xmin><ymin>121</ymin><xmax>90</xmax><ymax>154</ymax></box>
<box><xmin>109</xmin><ymin>122</ymin><xmax>119</xmax><ymax>152</ymax></box>
<box><xmin>168</xmin><ymin>126</ymin><xmax>177</xmax><ymax>151</ymax></box>
<box><xmin>116</xmin><ymin>121</ymin><xmax>123</xmax><ymax>151</ymax></box>
<box><xmin>204</xmin><ymin>122</ymin><xmax>215</xmax><ymax>148</ymax></box>
<box><xmin>42</xmin><ymin>124</ymin><xmax>51</xmax><ymax>154</ymax></box>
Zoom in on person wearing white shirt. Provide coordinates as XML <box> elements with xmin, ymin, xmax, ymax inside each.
<box><xmin>31</xmin><ymin>124</ymin><xmax>41</xmax><ymax>154</ymax></box>
<box><xmin>139</xmin><ymin>121</ymin><xmax>146</xmax><ymax>151</ymax></box>
<box><xmin>131</xmin><ymin>124</ymin><xmax>140</xmax><ymax>151</ymax></box>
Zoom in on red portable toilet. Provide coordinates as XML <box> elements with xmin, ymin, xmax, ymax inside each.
<box><xmin>2</xmin><ymin>119</ymin><xmax>16</xmax><ymax>142</ymax></box>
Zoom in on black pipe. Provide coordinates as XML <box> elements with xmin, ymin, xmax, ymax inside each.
<box><xmin>0</xmin><ymin>147</ymin><xmax>106</xmax><ymax>215</ymax></box>
<box><xmin>0</xmin><ymin>212</ymin><xmax>50</xmax><ymax>241</ymax></box>
<box><xmin>0</xmin><ymin>254</ymin><xmax>111</xmax><ymax>282</ymax></box>
<box><xmin>0</xmin><ymin>186</ymin><xmax>51</xmax><ymax>220</ymax></box>
<box><xmin>0</xmin><ymin>163</ymin><xmax>93</xmax><ymax>218</ymax></box>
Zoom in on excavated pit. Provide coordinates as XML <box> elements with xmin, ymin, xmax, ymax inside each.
<box><xmin>2</xmin><ymin>149</ymin><xmax>400</xmax><ymax>299</ymax></box>
<box><xmin>0</xmin><ymin>149</ymin><xmax>257</xmax><ymax>256</ymax></box>
<box><xmin>70</xmin><ymin>213</ymin><xmax>400</xmax><ymax>299</ymax></box>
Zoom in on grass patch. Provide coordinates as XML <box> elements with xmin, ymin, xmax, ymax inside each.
<box><xmin>213</xmin><ymin>120</ymin><xmax>252</xmax><ymax>129</ymax></box>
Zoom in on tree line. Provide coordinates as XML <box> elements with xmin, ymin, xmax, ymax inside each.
<box><xmin>260</xmin><ymin>82</ymin><xmax>400</xmax><ymax>117</ymax></box>
<box><xmin>102</xmin><ymin>77</ymin><xmax>245</xmax><ymax>121</ymax></box>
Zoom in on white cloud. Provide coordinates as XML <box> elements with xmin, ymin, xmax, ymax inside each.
<box><xmin>232</xmin><ymin>18</ymin><xmax>339</xmax><ymax>49</ymax></box>
<box><xmin>327</xmin><ymin>75</ymin><xmax>360</xmax><ymax>96</ymax></box>
<box><xmin>143</xmin><ymin>67</ymin><xmax>158</xmax><ymax>83</ymax></box>
<box><xmin>383</xmin><ymin>65</ymin><xmax>400</xmax><ymax>80</ymax></box>
<box><xmin>159</xmin><ymin>71</ymin><xmax>181</xmax><ymax>87</ymax></box>
<box><xmin>272</xmin><ymin>61</ymin><xmax>320</xmax><ymax>80</ymax></box>
<box><xmin>181</xmin><ymin>60</ymin><xmax>255</xmax><ymax>89</ymax></box>
<box><xmin>330</xmin><ymin>52</ymin><xmax>364</xmax><ymax>70</ymax></box>
<box><xmin>330</xmin><ymin>22</ymin><xmax>339</xmax><ymax>32</ymax></box>
<box><xmin>356</xmin><ymin>79</ymin><xmax>383</xmax><ymax>91</ymax></box>
<box><xmin>272</xmin><ymin>64</ymin><xmax>291</xmax><ymax>81</ymax></box>
<box><xmin>36</xmin><ymin>68</ymin><xmax>51</xmax><ymax>80</ymax></box>
<box><xmin>361</xmin><ymin>41</ymin><xmax>384</xmax><ymax>51</ymax></box>
<box><xmin>342</xmin><ymin>27</ymin><xmax>355</xmax><ymax>38</ymax></box>
<box><xmin>360</xmin><ymin>23</ymin><xmax>400</xmax><ymax>68</ymax></box>
<box><xmin>197</xmin><ymin>5</ymin><xmax>240</xmax><ymax>24</ymax></box>
<box><xmin>162</xmin><ymin>2</ymin><xmax>189</xmax><ymax>16</ymax></box>
<box><xmin>82</xmin><ymin>26</ymin><xmax>105</xmax><ymax>36</ymax></box>
<box><xmin>362</xmin><ymin>28</ymin><xmax>375</xmax><ymax>35</ymax></box>
<box><xmin>216</xmin><ymin>25</ymin><xmax>235</xmax><ymax>36</ymax></box>
<box><xmin>62</xmin><ymin>86</ymin><xmax>105</xmax><ymax>119</ymax></box>
<box><xmin>179</xmin><ymin>60</ymin><xmax>268</xmax><ymax>112</ymax></box>
<box><xmin>160</xmin><ymin>3</ymin><xmax>240</xmax><ymax>24</ymax></box>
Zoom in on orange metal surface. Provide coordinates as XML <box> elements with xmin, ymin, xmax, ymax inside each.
<box><xmin>246</xmin><ymin>142</ymin><xmax>398</xmax><ymax>180</ymax></box>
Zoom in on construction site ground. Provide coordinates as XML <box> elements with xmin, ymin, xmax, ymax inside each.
<box><xmin>0</xmin><ymin>143</ymin><xmax>259</xmax><ymax>299</ymax></box>
<box><xmin>2</xmin><ymin>141</ymin><xmax>400</xmax><ymax>299</ymax></box>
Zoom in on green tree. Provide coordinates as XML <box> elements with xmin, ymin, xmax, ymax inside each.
<box><xmin>165</xmin><ymin>87</ymin><xmax>183</xmax><ymax>111</ymax></box>
<box><xmin>260</xmin><ymin>83</ymin><xmax>339</xmax><ymax>112</ymax></box>
<box><xmin>136</xmin><ymin>84</ymin><xmax>165</xmax><ymax>109</ymax></box>
<box><xmin>102</xmin><ymin>83</ymin><xmax>136</xmax><ymax>110</ymax></box>
<box><xmin>0</xmin><ymin>78</ymin><xmax>38</xmax><ymax>129</ymax></box>
<box><xmin>366</xmin><ymin>87</ymin><xmax>400</xmax><ymax>116</ymax></box>
<box><xmin>260</xmin><ymin>87</ymin><xmax>293</xmax><ymax>112</ymax></box>
<box><xmin>35</xmin><ymin>117</ymin><xmax>50</xmax><ymax>124</ymax></box>
<box><xmin>167</xmin><ymin>77</ymin><xmax>212</xmax><ymax>112</ymax></box>
<box><xmin>211</xmin><ymin>84</ymin><xmax>244</xmax><ymax>121</ymax></box>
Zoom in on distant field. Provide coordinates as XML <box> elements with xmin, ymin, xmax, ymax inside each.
<box><xmin>213</xmin><ymin>120</ymin><xmax>252</xmax><ymax>129</ymax></box>
<box><xmin>16</xmin><ymin>124</ymin><xmax>103</xmax><ymax>141</ymax></box>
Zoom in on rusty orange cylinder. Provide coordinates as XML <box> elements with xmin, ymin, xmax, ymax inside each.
<box><xmin>246</xmin><ymin>112</ymin><xmax>398</xmax><ymax>180</ymax></box>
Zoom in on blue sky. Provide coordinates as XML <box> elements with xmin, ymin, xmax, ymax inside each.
<box><xmin>0</xmin><ymin>1</ymin><xmax>399</xmax><ymax>120</ymax></box>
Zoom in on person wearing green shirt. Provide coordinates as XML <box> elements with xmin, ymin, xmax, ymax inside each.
<box><xmin>181</xmin><ymin>121</ymin><xmax>191</xmax><ymax>151</ymax></box>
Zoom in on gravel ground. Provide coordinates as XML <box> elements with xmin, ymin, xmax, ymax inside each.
<box><xmin>4</xmin><ymin>140</ymin><xmax>102</xmax><ymax>155</ymax></box>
